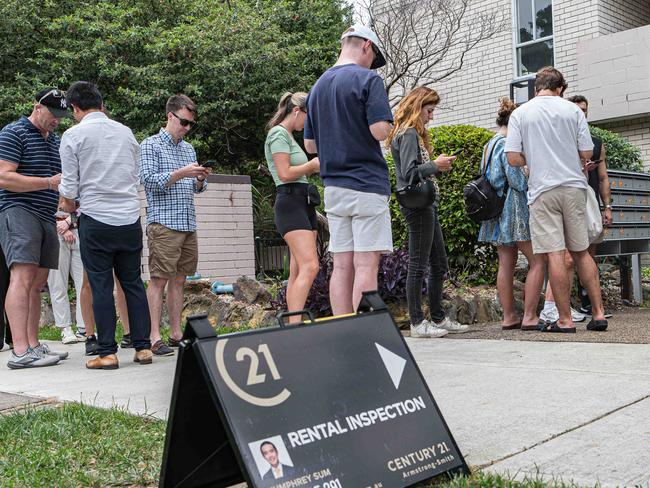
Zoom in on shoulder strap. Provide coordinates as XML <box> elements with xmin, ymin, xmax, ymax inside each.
<box><xmin>482</xmin><ymin>135</ymin><xmax>504</xmax><ymax>176</ymax></box>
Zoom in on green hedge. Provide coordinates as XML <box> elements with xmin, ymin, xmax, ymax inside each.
<box><xmin>388</xmin><ymin>125</ymin><xmax>497</xmax><ymax>284</ymax></box>
<box><xmin>589</xmin><ymin>126</ymin><xmax>645</xmax><ymax>172</ymax></box>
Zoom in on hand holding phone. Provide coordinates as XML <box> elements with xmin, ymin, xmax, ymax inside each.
<box><xmin>200</xmin><ymin>160</ymin><xmax>217</xmax><ymax>168</ymax></box>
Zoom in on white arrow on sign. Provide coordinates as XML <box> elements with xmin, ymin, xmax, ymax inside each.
<box><xmin>375</xmin><ymin>343</ymin><xmax>406</xmax><ymax>389</ymax></box>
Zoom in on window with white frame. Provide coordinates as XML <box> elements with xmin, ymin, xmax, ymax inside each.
<box><xmin>514</xmin><ymin>0</ymin><xmax>554</xmax><ymax>77</ymax></box>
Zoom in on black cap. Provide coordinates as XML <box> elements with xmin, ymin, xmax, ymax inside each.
<box><xmin>35</xmin><ymin>88</ymin><xmax>71</xmax><ymax>118</ymax></box>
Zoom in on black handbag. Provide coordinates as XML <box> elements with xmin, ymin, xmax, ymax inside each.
<box><xmin>463</xmin><ymin>136</ymin><xmax>508</xmax><ymax>223</ymax></box>
<box><xmin>395</xmin><ymin>169</ymin><xmax>436</xmax><ymax>209</ymax></box>
<box><xmin>307</xmin><ymin>184</ymin><xmax>321</xmax><ymax>206</ymax></box>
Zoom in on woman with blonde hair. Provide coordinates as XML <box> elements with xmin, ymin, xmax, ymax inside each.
<box><xmin>265</xmin><ymin>92</ymin><xmax>320</xmax><ymax>321</ymax></box>
<box><xmin>478</xmin><ymin>98</ymin><xmax>544</xmax><ymax>330</ymax></box>
<box><xmin>387</xmin><ymin>86</ymin><xmax>469</xmax><ymax>338</ymax></box>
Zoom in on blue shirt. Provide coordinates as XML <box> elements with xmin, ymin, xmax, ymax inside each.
<box><xmin>140</xmin><ymin>128</ymin><xmax>207</xmax><ymax>232</ymax></box>
<box><xmin>304</xmin><ymin>64</ymin><xmax>393</xmax><ymax>195</ymax></box>
<box><xmin>0</xmin><ymin>116</ymin><xmax>61</xmax><ymax>222</ymax></box>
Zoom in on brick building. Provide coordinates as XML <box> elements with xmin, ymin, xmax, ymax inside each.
<box><xmin>390</xmin><ymin>0</ymin><xmax>650</xmax><ymax>167</ymax></box>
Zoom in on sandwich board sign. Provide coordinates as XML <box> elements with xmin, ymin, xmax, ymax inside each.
<box><xmin>160</xmin><ymin>292</ymin><xmax>469</xmax><ymax>488</ymax></box>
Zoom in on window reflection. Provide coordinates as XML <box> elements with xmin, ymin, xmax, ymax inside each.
<box><xmin>535</xmin><ymin>0</ymin><xmax>553</xmax><ymax>37</ymax></box>
<box><xmin>518</xmin><ymin>40</ymin><xmax>554</xmax><ymax>76</ymax></box>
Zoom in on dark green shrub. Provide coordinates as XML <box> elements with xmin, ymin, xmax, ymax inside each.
<box><xmin>589</xmin><ymin>126</ymin><xmax>646</xmax><ymax>173</ymax></box>
<box><xmin>388</xmin><ymin>125</ymin><xmax>497</xmax><ymax>284</ymax></box>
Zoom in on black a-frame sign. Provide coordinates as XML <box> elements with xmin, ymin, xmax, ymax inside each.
<box><xmin>160</xmin><ymin>292</ymin><xmax>470</xmax><ymax>488</ymax></box>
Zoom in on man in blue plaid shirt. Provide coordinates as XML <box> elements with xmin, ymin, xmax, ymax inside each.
<box><xmin>140</xmin><ymin>95</ymin><xmax>210</xmax><ymax>356</ymax></box>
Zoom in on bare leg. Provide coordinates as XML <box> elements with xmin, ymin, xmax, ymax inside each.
<box><xmin>517</xmin><ymin>241</ymin><xmax>545</xmax><ymax>325</ymax></box>
<box><xmin>166</xmin><ymin>275</ymin><xmax>187</xmax><ymax>339</ymax></box>
<box><xmin>284</xmin><ymin>230</ymin><xmax>319</xmax><ymax>323</ymax></box>
<box><xmin>147</xmin><ymin>276</ymin><xmax>168</xmax><ymax>343</ymax></box>
<box><xmin>330</xmin><ymin>252</ymin><xmax>354</xmax><ymax>315</ymax></box>
<box><xmin>5</xmin><ymin>264</ymin><xmax>40</xmax><ymax>355</ymax></box>
<box><xmin>114</xmin><ymin>277</ymin><xmax>130</xmax><ymax>335</ymax></box>
<box><xmin>570</xmin><ymin>249</ymin><xmax>605</xmax><ymax>320</ymax></box>
<box><xmin>27</xmin><ymin>268</ymin><xmax>49</xmax><ymax>347</ymax></box>
<box><xmin>81</xmin><ymin>271</ymin><xmax>95</xmax><ymax>336</ymax></box>
<box><xmin>547</xmin><ymin>251</ymin><xmax>573</xmax><ymax>327</ymax></box>
<box><xmin>496</xmin><ymin>245</ymin><xmax>519</xmax><ymax>326</ymax></box>
<box><xmin>352</xmin><ymin>251</ymin><xmax>382</xmax><ymax>312</ymax></box>
<box><xmin>545</xmin><ymin>250</ymin><xmax>573</xmax><ymax>303</ymax></box>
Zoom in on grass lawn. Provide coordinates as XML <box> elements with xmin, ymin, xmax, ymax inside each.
<box><xmin>0</xmin><ymin>404</ymin><xmax>580</xmax><ymax>488</ymax></box>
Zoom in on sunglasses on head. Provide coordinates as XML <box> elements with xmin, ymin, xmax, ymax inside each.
<box><xmin>171</xmin><ymin>112</ymin><xmax>197</xmax><ymax>128</ymax></box>
<box><xmin>38</xmin><ymin>89</ymin><xmax>66</xmax><ymax>104</ymax></box>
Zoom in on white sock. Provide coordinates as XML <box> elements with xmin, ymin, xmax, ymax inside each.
<box><xmin>543</xmin><ymin>300</ymin><xmax>556</xmax><ymax>312</ymax></box>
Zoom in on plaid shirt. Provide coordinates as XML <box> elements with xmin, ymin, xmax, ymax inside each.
<box><xmin>140</xmin><ymin>128</ymin><xmax>207</xmax><ymax>232</ymax></box>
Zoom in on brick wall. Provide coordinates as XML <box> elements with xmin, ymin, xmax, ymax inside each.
<box><xmin>139</xmin><ymin>174</ymin><xmax>255</xmax><ymax>283</ymax></box>
<box><xmin>596</xmin><ymin>116</ymin><xmax>650</xmax><ymax>169</ymax></box>
<box><xmin>598</xmin><ymin>0</ymin><xmax>650</xmax><ymax>35</ymax></box>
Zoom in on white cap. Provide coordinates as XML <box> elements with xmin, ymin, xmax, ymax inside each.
<box><xmin>341</xmin><ymin>24</ymin><xmax>386</xmax><ymax>70</ymax></box>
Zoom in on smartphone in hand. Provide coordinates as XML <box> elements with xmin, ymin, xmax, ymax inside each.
<box><xmin>200</xmin><ymin>160</ymin><xmax>217</xmax><ymax>168</ymax></box>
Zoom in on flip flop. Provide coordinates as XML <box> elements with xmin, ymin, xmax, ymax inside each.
<box><xmin>521</xmin><ymin>322</ymin><xmax>541</xmax><ymax>331</ymax></box>
<box><xmin>539</xmin><ymin>321</ymin><xmax>576</xmax><ymax>333</ymax></box>
<box><xmin>586</xmin><ymin>319</ymin><xmax>608</xmax><ymax>331</ymax></box>
<box><xmin>501</xmin><ymin>321</ymin><xmax>522</xmax><ymax>330</ymax></box>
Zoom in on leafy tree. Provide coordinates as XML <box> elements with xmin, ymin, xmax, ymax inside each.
<box><xmin>0</xmin><ymin>0</ymin><xmax>351</xmax><ymax>166</ymax></box>
<box><xmin>590</xmin><ymin>126</ymin><xmax>646</xmax><ymax>173</ymax></box>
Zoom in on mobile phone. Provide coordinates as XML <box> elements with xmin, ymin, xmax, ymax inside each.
<box><xmin>200</xmin><ymin>160</ymin><xmax>216</xmax><ymax>168</ymax></box>
<box><xmin>591</xmin><ymin>159</ymin><xmax>602</xmax><ymax>164</ymax></box>
<box><xmin>450</xmin><ymin>149</ymin><xmax>463</xmax><ymax>157</ymax></box>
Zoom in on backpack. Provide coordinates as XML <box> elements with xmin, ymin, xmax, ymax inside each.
<box><xmin>463</xmin><ymin>135</ymin><xmax>508</xmax><ymax>223</ymax></box>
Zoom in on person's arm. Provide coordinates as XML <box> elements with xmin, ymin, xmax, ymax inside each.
<box><xmin>274</xmin><ymin>154</ymin><xmax>319</xmax><ymax>183</ymax></box>
<box><xmin>395</xmin><ymin>129</ymin><xmax>440</xmax><ymax>184</ymax></box>
<box><xmin>140</xmin><ymin>141</ymin><xmax>207</xmax><ymax>193</ymax></box>
<box><xmin>304</xmin><ymin>139</ymin><xmax>317</xmax><ymax>154</ymax></box>
<box><xmin>366</xmin><ymin>75</ymin><xmax>393</xmax><ymax>142</ymax></box>
<box><xmin>598</xmin><ymin>145</ymin><xmax>612</xmax><ymax>226</ymax></box>
<box><xmin>507</xmin><ymin>152</ymin><xmax>526</xmax><ymax>167</ymax></box>
<box><xmin>577</xmin><ymin>110</ymin><xmax>594</xmax><ymax>163</ymax></box>
<box><xmin>0</xmin><ymin>129</ymin><xmax>59</xmax><ymax>191</ymax></box>
<box><xmin>192</xmin><ymin>148</ymin><xmax>209</xmax><ymax>193</ymax></box>
<box><xmin>369</xmin><ymin>121</ymin><xmax>392</xmax><ymax>142</ymax></box>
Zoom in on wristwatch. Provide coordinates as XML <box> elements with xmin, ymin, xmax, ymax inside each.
<box><xmin>604</xmin><ymin>204</ymin><xmax>612</xmax><ymax>210</ymax></box>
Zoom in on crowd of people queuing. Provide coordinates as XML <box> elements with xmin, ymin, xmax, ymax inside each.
<box><xmin>0</xmin><ymin>24</ymin><xmax>612</xmax><ymax>370</ymax></box>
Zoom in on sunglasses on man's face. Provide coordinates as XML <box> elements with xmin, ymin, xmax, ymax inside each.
<box><xmin>171</xmin><ymin>111</ymin><xmax>197</xmax><ymax>128</ymax></box>
<box><xmin>38</xmin><ymin>89</ymin><xmax>66</xmax><ymax>104</ymax></box>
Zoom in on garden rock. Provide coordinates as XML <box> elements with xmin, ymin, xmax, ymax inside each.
<box><xmin>233</xmin><ymin>276</ymin><xmax>272</xmax><ymax>306</ymax></box>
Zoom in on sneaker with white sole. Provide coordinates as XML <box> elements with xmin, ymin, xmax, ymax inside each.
<box><xmin>61</xmin><ymin>327</ymin><xmax>78</xmax><ymax>345</ymax></box>
<box><xmin>7</xmin><ymin>348</ymin><xmax>60</xmax><ymax>369</ymax></box>
<box><xmin>435</xmin><ymin>317</ymin><xmax>470</xmax><ymax>333</ymax></box>
<box><xmin>540</xmin><ymin>306</ymin><xmax>559</xmax><ymax>323</ymax></box>
<box><xmin>570</xmin><ymin>307</ymin><xmax>586</xmax><ymax>322</ymax></box>
<box><xmin>75</xmin><ymin>329</ymin><xmax>87</xmax><ymax>341</ymax></box>
<box><xmin>410</xmin><ymin>320</ymin><xmax>449</xmax><ymax>338</ymax></box>
<box><xmin>410</xmin><ymin>321</ymin><xmax>431</xmax><ymax>338</ymax></box>
<box><xmin>34</xmin><ymin>342</ymin><xmax>69</xmax><ymax>361</ymax></box>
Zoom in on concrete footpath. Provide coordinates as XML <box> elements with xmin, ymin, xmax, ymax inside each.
<box><xmin>0</xmin><ymin>336</ymin><xmax>649</xmax><ymax>486</ymax></box>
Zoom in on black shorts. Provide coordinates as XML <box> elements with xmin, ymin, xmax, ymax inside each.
<box><xmin>274</xmin><ymin>184</ymin><xmax>318</xmax><ymax>237</ymax></box>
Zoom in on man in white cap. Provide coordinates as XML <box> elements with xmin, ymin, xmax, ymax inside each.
<box><xmin>304</xmin><ymin>25</ymin><xmax>393</xmax><ymax>315</ymax></box>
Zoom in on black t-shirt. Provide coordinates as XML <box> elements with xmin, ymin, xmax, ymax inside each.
<box><xmin>588</xmin><ymin>134</ymin><xmax>603</xmax><ymax>205</ymax></box>
<box><xmin>304</xmin><ymin>64</ymin><xmax>393</xmax><ymax>195</ymax></box>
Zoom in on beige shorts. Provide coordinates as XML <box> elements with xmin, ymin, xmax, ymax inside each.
<box><xmin>146</xmin><ymin>223</ymin><xmax>198</xmax><ymax>278</ymax></box>
<box><xmin>529</xmin><ymin>187</ymin><xmax>589</xmax><ymax>254</ymax></box>
<box><xmin>324</xmin><ymin>186</ymin><xmax>393</xmax><ymax>253</ymax></box>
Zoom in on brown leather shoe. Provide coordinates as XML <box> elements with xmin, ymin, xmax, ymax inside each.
<box><xmin>86</xmin><ymin>354</ymin><xmax>119</xmax><ymax>370</ymax></box>
<box><xmin>134</xmin><ymin>349</ymin><xmax>153</xmax><ymax>365</ymax></box>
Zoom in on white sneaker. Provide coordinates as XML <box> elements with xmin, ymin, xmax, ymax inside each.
<box><xmin>75</xmin><ymin>329</ymin><xmax>87</xmax><ymax>341</ymax></box>
<box><xmin>410</xmin><ymin>321</ymin><xmax>431</xmax><ymax>338</ymax></box>
<box><xmin>410</xmin><ymin>320</ymin><xmax>449</xmax><ymax>338</ymax></box>
<box><xmin>540</xmin><ymin>306</ymin><xmax>559</xmax><ymax>322</ymax></box>
<box><xmin>571</xmin><ymin>307</ymin><xmax>586</xmax><ymax>322</ymax></box>
<box><xmin>34</xmin><ymin>343</ymin><xmax>68</xmax><ymax>361</ymax></box>
<box><xmin>435</xmin><ymin>317</ymin><xmax>470</xmax><ymax>334</ymax></box>
<box><xmin>61</xmin><ymin>327</ymin><xmax>78</xmax><ymax>345</ymax></box>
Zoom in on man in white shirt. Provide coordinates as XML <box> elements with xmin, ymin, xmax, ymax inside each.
<box><xmin>59</xmin><ymin>81</ymin><xmax>153</xmax><ymax>369</ymax></box>
<box><xmin>506</xmin><ymin>67</ymin><xmax>608</xmax><ymax>333</ymax></box>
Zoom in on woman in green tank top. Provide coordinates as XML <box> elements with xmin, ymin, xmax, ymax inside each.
<box><xmin>264</xmin><ymin>92</ymin><xmax>320</xmax><ymax>322</ymax></box>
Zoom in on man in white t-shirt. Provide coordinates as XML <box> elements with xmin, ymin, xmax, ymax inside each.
<box><xmin>505</xmin><ymin>67</ymin><xmax>608</xmax><ymax>333</ymax></box>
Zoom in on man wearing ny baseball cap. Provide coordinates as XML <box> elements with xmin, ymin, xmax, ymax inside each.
<box><xmin>0</xmin><ymin>88</ymin><xmax>71</xmax><ymax>369</ymax></box>
<box><xmin>304</xmin><ymin>25</ymin><xmax>393</xmax><ymax>315</ymax></box>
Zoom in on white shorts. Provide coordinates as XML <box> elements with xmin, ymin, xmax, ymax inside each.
<box><xmin>324</xmin><ymin>186</ymin><xmax>393</xmax><ymax>253</ymax></box>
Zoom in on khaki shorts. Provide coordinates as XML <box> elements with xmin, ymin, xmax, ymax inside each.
<box><xmin>529</xmin><ymin>187</ymin><xmax>590</xmax><ymax>254</ymax></box>
<box><xmin>324</xmin><ymin>186</ymin><xmax>393</xmax><ymax>253</ymax></box>
<box><xmin>146</xmin><ymin>223</ymin><xmax>198</xmax><ymax>278</ymax></box>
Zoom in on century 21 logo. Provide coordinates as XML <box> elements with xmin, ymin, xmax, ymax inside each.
<box><xmin>216</xmin><ymin>339</ymin><xmax>291</xmax><ymax>407</ymax></box>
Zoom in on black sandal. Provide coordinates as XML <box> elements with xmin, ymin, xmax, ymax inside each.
<box><xmin>539</xmin><ymin>321</ymin><xmax>576</xmax><ymax>333</ymax></box>
<box><xmin>586</xmin><ymin>319</ymin><xmax>608</xmax><ymax>332</ymax></box>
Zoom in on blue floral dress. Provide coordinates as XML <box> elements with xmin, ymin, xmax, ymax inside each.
<box><xmin>477</xmin><ymin>134</ymin><xmax>530</xmax><ymax>246</ymax></box>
